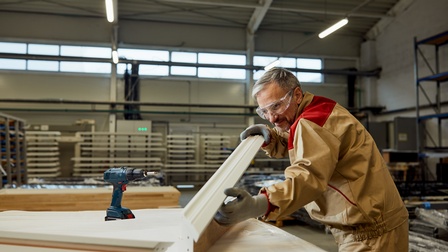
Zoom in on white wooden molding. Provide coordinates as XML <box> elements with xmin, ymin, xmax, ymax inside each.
<box><xmin>182</xmin><ymin>135</ymin><xmax>264</xmax><ymax>241</ymax></box>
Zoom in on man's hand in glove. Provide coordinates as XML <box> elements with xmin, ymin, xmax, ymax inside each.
<box><xmin>240</xmin><ymin>124</ymin><xmax>271</xmax><ymax>146</ymax></box>
<box><xmin>214</xmin><ymin>187</ymin><xmax>269</xmax><ymax>226</ymax></box>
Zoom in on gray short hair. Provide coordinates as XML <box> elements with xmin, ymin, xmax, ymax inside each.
<box><xmin>252</xmin><ymin>67</ymin><xmax>302</xmax><ymax>100</ymax></box>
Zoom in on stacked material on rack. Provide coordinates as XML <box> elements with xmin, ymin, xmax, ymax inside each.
<box><xmin>26</xmin><ymin>131</ymin><xmax>61</xmax><ymax>178</ymax></box>
<box><xmin>0</xmin><ymin>113</ymin><xmax>27</xmax><ymax>187</ymax></box>
<box><xmin>202</xmin><ymin>135</ymin><xmax>232</xmax><ymax>168</ymax></box>
<box><xmin>408</xmin><ymin>207</ymin><xmax>448</xmax><ymax>250</ymax></box>
<box><xmin>72</xmin><ymin>132</ymin><xmax>165</xmax><ymax>177</ymax></box>
<box><xmin>415</xmin><ymin>208</ymin><xmax>448</xmax><ymax>230</ymax></box>
<box><xmin>409</xmin><ymin>231</ymin><xmax>448</xmax><ymax>252</ymax></box>
<box><xmin>25</xmin><ymin>175</ymin><xmax>164</xmax><ymax>188</ymax></box>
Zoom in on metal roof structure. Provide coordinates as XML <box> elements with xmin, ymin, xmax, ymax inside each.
<box><xmin>0</xmin><ymin>0</ymin><xmax>404</xmax><ymax>40</ymax></box>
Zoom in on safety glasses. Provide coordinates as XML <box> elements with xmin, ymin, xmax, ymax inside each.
<box><xmin>256</xmin><ymin>90</ymin><xmax>294</xmax><ymax>120</ymax></box>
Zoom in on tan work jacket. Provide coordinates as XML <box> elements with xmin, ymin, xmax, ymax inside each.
<box><xmin>261</xmin><ymin>92</ymin><xmax>408</xmax><ymax>241</ymax></box>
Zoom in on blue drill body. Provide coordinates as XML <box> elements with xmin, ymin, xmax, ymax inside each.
<box><xmin>104</xmin><ymin>167</ymin><xmax>147</xmax><ymax>221</ymax></box>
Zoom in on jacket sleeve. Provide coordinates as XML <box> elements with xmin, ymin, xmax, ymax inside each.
<box><xmin>262</xmin><ymin>119</ymin><xmax>341</xmax><ymax>220</ymax></box>
<box><xmin>260</xmin><ymin>127</ymin><xmax>290</xmax><ymax>158</ymax></box>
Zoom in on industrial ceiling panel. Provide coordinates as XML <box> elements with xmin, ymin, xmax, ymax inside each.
<box><xmin>0</xmin><ymin>0</ymin><xmax>401</xmax><ymax>38</ymax></box>
<box><xmin>0</xmin><ymin>0</ymin><xmax>104</xmax><ymax>17</ymax></box>
<box><xmin>119</xmin><ymin>1</ymin><xmax>252</xmax><ymax>27</ymax></box>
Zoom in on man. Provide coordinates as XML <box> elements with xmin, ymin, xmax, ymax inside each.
<box><xmin>214</xmin><ymin>67</ymin><xmax>409</xmax><ymax>251</ymax></box>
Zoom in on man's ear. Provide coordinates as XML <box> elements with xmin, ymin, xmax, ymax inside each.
<box><xmin>294</xmin><ymin>88</ymin><xmax>303</xmax><ymax>104</ymax></box>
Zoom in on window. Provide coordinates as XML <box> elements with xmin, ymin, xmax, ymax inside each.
<box><xmin>198</xmin><ymin>68</ymin><xmax>246</xmax><ymax>79</ymax></box>
<box><xmin>0</xmin><ymin>41</ymin><xmax>323</xmax><ymax>82</ymax></box>
<box><xmin>197</xmin><ymin>53</ymin><xmax>246</xmax><ymax>79</ymax></box>
<box><xmin>198</xmin><ymin>53</ymin><xmax>245</xmax><ymax>65</ymax></box>
<box><xmin>28</xmin><ymin>60</ymin><xmax>59</xmax><ymax>71</ymax></box>
<box><xmin>118</xmin><ymin>48</ymin><xmax>169</xmax><ymax>61</ymax></box>
<box><xmin>60</xmin><ymin>62</ymin><xmax>111</xmax><ymax>73</ymax></box>
<box><xmin>117</xmin><ymin>48</ymin><xmax>170</xmax><ymax>76</ymax></box>
<box><xmin>171</xmin><ymin>66</ymin><xmax>196</xmax><ymax>76</ymax></box>
<box><xmin>61</xmin><ymin>45</ymin><xmax>110</xmax><ymax>58</ymax></box>
<box><xmin>254</xmin><ymin>55</ymin><xmax>323</xmax><ymax>83</ymax></box>
<box><xmin>139</xmin><ymin>64</ymin><xmax>169</xmax><ymax>76</ymax></box>
<box><xmin>28</xmin><ymin>44</ymin><xmax>59</xmax><ymax>55</ymax></box>
<box><xmin>297</xmin><ymin>58</ymin><xmax>322</xmax><ymax>83</ymax></box>
<box><xmin>171</xmin><ymin>51</ymin><xmax>197</xmax><ymax>76</ymax></box>
<box><xmin>172</xmin><ymin>52</ymin><xmax>196</xmax><ymax>63</ymax></box>
<box><xmin>0</xmin><ymin>58</ymin><xmax>26</xmax><ymax>70</ymax></box>
<box><xmin>0</xmin><ymin>42</ymin><xmax>26</xmax><ymax>54</ymax></box>
<box><xmin>278</xmin><ymin>57</ymin><xmax>296</xmax><ymax>68</ymax></box>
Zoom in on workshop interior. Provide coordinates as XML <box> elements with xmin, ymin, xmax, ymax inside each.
<box><xmin>0</xmin><ymin>0</ymin><xmax>448</xmax><ymax>251</ymax></box>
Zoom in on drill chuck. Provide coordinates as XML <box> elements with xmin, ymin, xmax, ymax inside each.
<box><xmin>126</xmin><ymin>167</ymin><xmax>147</xmax><ymax>181</ymax></box>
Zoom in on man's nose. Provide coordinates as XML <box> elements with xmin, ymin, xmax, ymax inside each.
<box><xmin>268</xmin><ymin>112</ymin><xmax>278</xmax><ymax>123</ymax></box>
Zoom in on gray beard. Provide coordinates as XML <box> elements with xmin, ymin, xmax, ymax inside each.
<box><xmin>274</xmin><ymin>125</ymin><xmax>290</xmax><ymax>133</ymax></box>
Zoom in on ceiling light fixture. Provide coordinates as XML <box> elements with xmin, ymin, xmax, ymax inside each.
<box><xmin>112</xmin><ymin>50</ymin><xmax>119</xmax><ymax>64</ymax></box>
<box><xmin>105</xmin><ymin>0</ymin><xmax>115</xmax><ymax>23</ymax></box>
<box><xmin>318</xmin><ymin>18</ymin><xmax>348</xmax><ymax>39</ymax></box>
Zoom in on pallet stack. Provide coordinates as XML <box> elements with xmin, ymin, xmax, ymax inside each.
<box><xmin>72</xmin><ymin>132</ymin><xmax>165</xmax><ymax>177</ymax></box>
<box><xmin>26</xmin><ymin>131</ymin><xmax>61</xmax><ymax>178</ymax></box>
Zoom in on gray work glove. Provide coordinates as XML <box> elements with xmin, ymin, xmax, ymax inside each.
<box><xmin>214</xmin><ymin>187</ymin><xmax>268</xmax><ymax>226</ymax></box>
<box><xmin>240</xmin><ymin>124</ymin><xmax>271</xmax><ymax>145</ymax></box>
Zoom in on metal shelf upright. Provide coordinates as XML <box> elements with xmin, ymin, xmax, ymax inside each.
<box><xmin>414</xmin><ymin>30</ymin><xmax>448</xmax><ymax>189</ymax></box>
<box><xmin>0</xmin><ymin>112</ymin><xmax>27</xmax><ymax>188</ymax></box>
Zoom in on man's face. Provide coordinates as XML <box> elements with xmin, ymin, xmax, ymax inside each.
<box><xmin>255</xmin><ymin>83</ymin><xmax>302</xmax><ymax>132</ymax></box>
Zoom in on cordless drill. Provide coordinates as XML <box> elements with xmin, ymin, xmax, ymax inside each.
<box><xmin>104</xmin><ymin>167</ymin><xmax>147</xmax><ymax>221</ymax></box>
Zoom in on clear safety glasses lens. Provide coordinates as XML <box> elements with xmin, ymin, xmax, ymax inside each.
<box><xmin>256</xmin><ymin>90</ymin><xmax>293</xmax><ymax>120</ymax></box>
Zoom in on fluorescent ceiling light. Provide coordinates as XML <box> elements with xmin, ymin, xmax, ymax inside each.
<box><xmin>264</xmin><ymin>59</ymin><xmax>280</xmax><ymax>71</ymax></box>
<box><xmin>105</xmin><ymin>0</ymin><xmax>115</xmax><ymax>23</ymax></box>
<box><xmin>318</xmin><ymin>18</ymin><xmax>348</xmax><ymax>39</ymax></box>
<box><xmin>112</xmin><ymin>50</ymin><xmax>119</xmax><ymax>64</ymax></box>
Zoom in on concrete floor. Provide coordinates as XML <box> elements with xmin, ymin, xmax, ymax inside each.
<box><xmin>178</xmin><ymin>188</ymin><xmax>338</xmax><ymax>252</ymax></box>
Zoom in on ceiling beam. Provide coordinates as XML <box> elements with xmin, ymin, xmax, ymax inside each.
<box><xmin>365</xmin><ymin>0</ymin><xmax>415</xmax><ymax>40</ymax></box>
<box><xmin>160</xmin><ymin>0</ymin><xmax>392</xmax><ymax>19</ymax></box>
<box><xmin>268</xmin><ymin>6</ymin><xmax>391</xmax><ymax>19</ymax></box>
<box><xmin>247</xmin><ymin>0</ymin><xmax>272</xmax><ymax>34</ymax></box>
<box><xmin>160</xmin><ymin>0</ymin><xmax>262</xmax><ymax>9</ymax></box>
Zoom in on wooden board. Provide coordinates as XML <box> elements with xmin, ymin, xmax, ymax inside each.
<box><xmin>182</xmin><ymin>135</ymin><xmax>265</xmax><ymax>241</ymax></box>
<box><xmin>0</xmin><ymin>209</ymin><xmax>180</xmax><ymax>252</ymax></box>
<box><xmin>0</xmin><ymin>209</ymin><xmax>326</xmax><ymax>252</ymax></box>
<box><xmin>0</xmin><ymin>186</ymin><xmax>180</xmax><ymax>211</ymax></box>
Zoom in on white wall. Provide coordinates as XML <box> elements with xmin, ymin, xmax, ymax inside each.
<box><xmin>0</xmin><ymin>71</ymin><xmax>112</xmax><ymax>131</ymax></box>
<box><xmin>364</xmin><ymin>0</ymin><xmax>448</xmax><ymax>178</ymax></box>
<box><xmin>373</xmin><ymin>0</ymin><xmax>448</xmax><ymax>119</ymax></box>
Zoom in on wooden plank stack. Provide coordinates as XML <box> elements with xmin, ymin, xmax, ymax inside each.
<box><xmin>26</xmin><ymin>131</ymin><xmax>62</xmax><ymax>178</ymax></box>
<box><xmin>0</xmin><ymin>186</ymin><xmax>180</xmax><ymax>211</ymax></box>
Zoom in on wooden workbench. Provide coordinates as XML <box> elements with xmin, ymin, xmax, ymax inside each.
<box><xmin>0</xmin><ymin>186</ymin><xmax>180</xmax><ymax>211</ymax></box>
<box><xmin>0</xmin><ymin>208</ymin><xmax>326</xmax><ymax>252</ymax></box>
<box><xmin>0</xmin><ymin>137</ymin><xmax>327</xmax><ymax>251</ymax></box>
